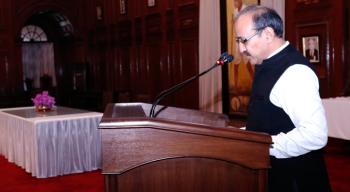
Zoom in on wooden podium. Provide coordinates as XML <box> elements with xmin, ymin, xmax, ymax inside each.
<box><xmin>99</xmin><ymin>103</ymin><xmax>272</xmax><ymax>192</ymax></box>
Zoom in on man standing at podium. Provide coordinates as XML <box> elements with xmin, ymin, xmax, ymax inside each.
<box><xmin>234</xmin><ymin>5</ymin><xmax>331</xmax><ymax>192</ymax></box>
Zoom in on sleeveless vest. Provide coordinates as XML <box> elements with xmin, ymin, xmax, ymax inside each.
<box><xmin>245</xmin><ymin>44</ymin><xmax>331</xmax><ymax>192</ymax></box>
<box><xmin>246</xmin><ymin>44</ymin><xmax>313</xmax><ymax>134</ymax></box>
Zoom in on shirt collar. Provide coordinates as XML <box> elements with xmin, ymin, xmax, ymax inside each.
<box><xmin>267</xmin><ymin>41</ymin><xmax>289</xmax><ymax>59</ymax></box>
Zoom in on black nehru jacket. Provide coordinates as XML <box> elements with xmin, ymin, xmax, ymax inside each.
<box><xmin>246</xmin><ymin>44</ymin><xmax>313</xmax><ymax>134</ymax></box>
<box><xmin>246</xmin><ymin>44</ymin><xmax>331</xmax><ymax>192</ymax></box>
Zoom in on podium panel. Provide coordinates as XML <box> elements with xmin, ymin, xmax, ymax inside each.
<box><xmin>99</xmin><ymin>103</ymin><xmax>272</xmax><ymax>192</ymax></box>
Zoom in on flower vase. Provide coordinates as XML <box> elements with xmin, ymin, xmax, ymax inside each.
<box><xmin>36</xmin><ymin>105</ymin><xmax>52</xmax><ymax>112</ymax></box>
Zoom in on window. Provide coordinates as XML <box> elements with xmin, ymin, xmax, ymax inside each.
<box><xmin>21</xmin><ymin>25</ymin><xmax>47</xmax><ymax>42</ymax></box>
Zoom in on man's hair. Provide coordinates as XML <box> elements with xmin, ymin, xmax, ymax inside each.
<box><xmin>235</xmin><ymin>5</ymin><xmax>284</xmax><ymax>38</ymax></box>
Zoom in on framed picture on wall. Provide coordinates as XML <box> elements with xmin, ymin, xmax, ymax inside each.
<box><xmin>302</xmin><ymin>35</ymin><xmax>320</xmax><ymax>63</ymax></box>
<box><xmin>296</xmin><ymin>22</ymin><xmax>328</xmax><ymax>96</ymax></box>
<box><xmin>120</xmin><ymin>0</ymin><xmax>127</xmax><ymax>14</ymax></box>
<box><xmin>223</xmin><ymin>0</ymin><xmax>260</xmax><ymax>116</ymax></box>
<box><xmin>148</xmin><ymin>0</ymin><xmax>156</xmax><ymax>7</ymax></box>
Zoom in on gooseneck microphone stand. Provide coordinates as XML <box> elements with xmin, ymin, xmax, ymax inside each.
<box><xmin>149</xmin><ymin>52</ymin><xmax>234</xmax><ymax>118</ymax></box>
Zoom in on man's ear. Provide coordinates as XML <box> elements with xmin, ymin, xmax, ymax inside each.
<box><xmin>262</xmin><ymin>27</ymin><xmax>275</xmax><ymax>42</ymax></box>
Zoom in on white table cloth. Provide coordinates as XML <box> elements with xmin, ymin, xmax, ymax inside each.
<box><xmin>0</xmin><ymin>106</ymin><xmax>103</xmax><ymax>178</ymax></box>
<box><xmin>322</xmin><ymin>97</ymin><xmax>350</xmax><ymax>140</ymax></box>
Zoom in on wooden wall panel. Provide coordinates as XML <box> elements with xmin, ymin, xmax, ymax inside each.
<box><xmin>0</xmin><ymin>35</ymin><xmax>9</xmax><ymax>51</ymax></box>
<box><xmin>285</xmin><ymin>0</ymin><xmax>347</xmax><ymax>98</ymax></box>
<box><xmin>0</xmin><ymin>53</ymin><xmax>9</xmax><ymax>88</ymax></box>
<box><xmin>145</xmin><ymin>44</ymin><xmax>162</xmax><ymax>95</ymax></box>
<box><xmin>175</xmin><ymin>39</ymin><xmax>198</xmax><ymax>109</ymax></box>
<box><xmin>346</xmin><ymin>0</ymin><xmax>350</xmax><ymax>95</ymax></box>
<box><xmin>0</xmin><ymin>0</ymin><xmax>16</xmax><ymax>92</ymax></box>
<box><xmin>295</xmin><ymin>22</ymin><xmax>330</xmax><ymax>97</ymax></box>
<box><xmin>0</xmin><ymin>0</ymin><xmax>10</xmax><ymax>31</ymax></box>
<box><xmin>173</xmin><ymin>3</ymin><xmax>199</xmax><ymax>109</ymax></box>
<box><xmin>0</xmin><ymin>0</ymin><xmax>199</xmax><ymax>111</ymax></box>
<box><xmin>130</xmin><ymin>45</ymin><xmax>144</xmax><ymax>93</ymax></box>
<box><xmin>117</xmin><ymin>47</ymin><xmax>131</xmax><ymax>91</ymax></box>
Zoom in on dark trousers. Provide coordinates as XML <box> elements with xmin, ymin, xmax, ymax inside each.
<box><xmin>268</xmin><ymin>150</ymin><xmax>332</xmax><ymax>192</ymax></box>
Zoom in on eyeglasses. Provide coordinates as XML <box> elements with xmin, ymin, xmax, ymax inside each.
<box><xmin>235</xmin><ymin>30</ymin><xmax>262</xmax><ymax>45</ymax></box>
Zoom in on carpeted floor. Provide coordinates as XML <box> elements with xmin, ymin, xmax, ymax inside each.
<box><xmin>0</xmin><ymin>137</ymin><xmax>349</xmax><ymax>192</ymax></box>
<box><xmin>0</xmin><ymin>157</ymin><xmax>104</xmax><ymax>192</ymax></box>
<box><xmin>324</xmin><ymin>138</ymin><xmax>350</xmax><ymax>192</ymax></box>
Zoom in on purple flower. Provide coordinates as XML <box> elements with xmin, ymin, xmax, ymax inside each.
<box><xmin>32</xmin><ymin>91</ymin><xmax>55</xmax><ymax>108</ymax></box>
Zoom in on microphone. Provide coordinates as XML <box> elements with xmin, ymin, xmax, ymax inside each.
<box><xmin>149</xmin><ymin>52</ymin><xmax>234</xmax><ymax>117</ymax></box>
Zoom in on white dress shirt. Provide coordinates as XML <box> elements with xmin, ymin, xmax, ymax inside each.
<box><xmin>268</xmin><ymin>42</ymin><xmax>328</xmax><ymax>158</ymax></box>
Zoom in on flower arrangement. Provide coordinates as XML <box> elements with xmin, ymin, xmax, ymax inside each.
<box><xmin>32</xmin><ymin>91</ymin><xmax>55</xmax><ymax>111</ymax></box>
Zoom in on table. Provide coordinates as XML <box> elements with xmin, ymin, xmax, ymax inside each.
<box><xmin>0</xmin><ymin>106</ymin><xmax>103</xmax><ymax>178</ymax></box>
<box><xmin>322</xmin><ymin>97</ymin><xmax>350</xmax><ymax>140</ymax></box>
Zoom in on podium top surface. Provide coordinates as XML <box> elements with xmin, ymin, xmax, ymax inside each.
<box><xmin>99</xmin><ymin>103</ymin><xmax>271</xmax><ymax>142</ymax></box>
<box><xmin>100</xmin><ymin>102</ymin><xmax>229</xmax><ymax>128</ymax></box>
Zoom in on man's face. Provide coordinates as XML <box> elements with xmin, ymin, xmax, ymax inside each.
<box><xmin>234</xmin><ymin>14</ymin><xmax>266</xmax><ymax>65</ymax></box>
<box><xmin>308</xmin><ymin>39</ymin><xmax>316</xmax><ymax>50</ymax></box>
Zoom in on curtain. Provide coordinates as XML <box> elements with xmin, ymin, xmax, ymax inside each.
<box><xmin>199</xmin><ymin>0</ymin><xmax>222</xmax><ymax>113</ymax></box>
<box><xmin>22</xmin><ymin>43</ymin><xmax>56</xmax><ymax>89</ymax></box>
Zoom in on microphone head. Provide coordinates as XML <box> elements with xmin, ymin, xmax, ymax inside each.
<box><xmin>219</xmin><ymin>52</ymin><xmax>228</xmax><ymax>59</ymax></box>
<box><xmin>223</xmin><ymin>55</ymin><xmax>234</xmax><ymax>63</ymax></box>
<box><xmin>216</xmin><ymin>53</ymin><xmax>234</xmax><ymax>65</ymax></box>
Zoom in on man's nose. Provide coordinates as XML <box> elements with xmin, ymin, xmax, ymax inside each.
<box><xmin>238</xmin><ymin>42</ymin><xmax>246</xmax><ymax>53</ymax></box>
